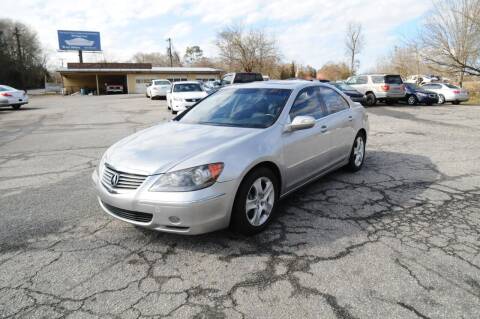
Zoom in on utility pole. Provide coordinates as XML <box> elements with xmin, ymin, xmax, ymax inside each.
<box><xmin>166</xmin><ymin>38</ymin><xmax>173</xmax><ymax>67</ymax></box>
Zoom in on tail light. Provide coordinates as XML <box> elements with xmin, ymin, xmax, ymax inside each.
<box><xmin>0</xmin><ymin>93</ymin><xmax>12</xmax><ymax>97</ymax></box>
<box><xmin>381</xmin><ymin>85</ymin><xmax>390</xmax><ymax>91</ymax></box>
<box><xmin>453</xmin><ymin>90</ymin><xmax>461</xmax><ymax>94</ymax></box>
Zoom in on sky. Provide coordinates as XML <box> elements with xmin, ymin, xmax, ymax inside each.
<box><xmin>2</xmin><ymin>0</ymin><xmax>434</xmax><ymax>72</ymax></box>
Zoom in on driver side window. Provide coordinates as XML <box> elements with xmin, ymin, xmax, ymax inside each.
<box><xmin>289</xmin><ymin>87</ymin><xmax>327</xmax><ymax>120</ymax></box>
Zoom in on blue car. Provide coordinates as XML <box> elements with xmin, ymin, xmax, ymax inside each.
<box><xmin>402</xmin><ymin>83</ymin><xmax>439</xmax><ymax>105</ymax></box>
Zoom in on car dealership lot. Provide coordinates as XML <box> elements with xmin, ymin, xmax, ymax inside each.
<box><xmin>0</xmin><ymin>95</ymin><xmax>479</xmax><ymax>318</ymax></box>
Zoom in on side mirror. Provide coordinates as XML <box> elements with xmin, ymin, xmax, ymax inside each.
<box><xmin>286</xmin><ymin>116</ymin><xmax>315</xmax><ymax>132</ymax></box>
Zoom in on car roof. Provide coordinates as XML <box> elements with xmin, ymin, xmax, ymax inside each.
<box><xmin>226</xmin><ymin>80</ymin><xmax>319</xmax><ymax>90</ymax></box>
<box><xmin>172</xmin><ymin>81</ymin><xmax>201</xmax><ymax>85</ymax></box>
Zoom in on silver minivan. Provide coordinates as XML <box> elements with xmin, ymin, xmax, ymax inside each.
<box><xmin>346</xmin><ymin>74</ymin><xmax>406</xmax><ymax>106</ymax></box>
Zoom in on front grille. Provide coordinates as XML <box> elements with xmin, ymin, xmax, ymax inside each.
<box><xmin>102</xmin><ymin>201</ymin><xmax>153</xmax><ymax>223</ymax></box>
<box><xmin>185</xmin><ymin>98</ymin><xmax>200</xmax><ymax>102</ymax></box>
<box><xmin>102</xmin><ymin>165</ymin><xmax>147</xmax><ymax>190</ymax></box>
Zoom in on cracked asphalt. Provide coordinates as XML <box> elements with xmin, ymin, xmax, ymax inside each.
<box><xmin>0</xmin><ymin>94</ymin><xmax>479</xmax><ymax>319</ymax></box>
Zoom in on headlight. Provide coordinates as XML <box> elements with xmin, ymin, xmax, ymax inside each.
<box><xmin>173</xmin><ymin>97</ymin><xmax>184</xmax><ymax>101</ymax></box>
<box><xmin>149</xmin><ymin>163</ymin><xmax>224</xmax><ymax>192</ymax></box>
<box><xmin>98</xmin><ymin>152</ymin><xmax>108</xmax><ymax>176</ymax></box>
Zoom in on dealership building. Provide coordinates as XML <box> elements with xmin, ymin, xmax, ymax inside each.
<box><xmin>58</xmin><ymin>63</ymin><xmax>223</xmax><ymax>95</ymax></box>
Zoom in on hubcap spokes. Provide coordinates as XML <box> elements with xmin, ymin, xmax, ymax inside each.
<box><xmin>246</xmin><ymin>177</ymin><xmax>275</xmax><ymax>226</ymax></box>
<box><xmin>353</xmin><ymin>137</ymin><xmax>364</xmax><ymax>166</ymax></box>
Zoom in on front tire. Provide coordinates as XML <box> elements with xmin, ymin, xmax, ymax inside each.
<box><xmin>452</xmin><ymin>101</ymin><xmax>461</xmax><ymax>105</ymax></box>
<box><xmin>407</xmin><ymin>95</ymin><xmax>418</xmax><ymax>105</ymax></box>
<box><xmin>12</xmin><ymin>105</ymin><xmax>22</xmax><ymax>110</ymax></box>
<box><xmin>346</xmin><ymin>133</ymin><xmax>366</xmax><ymax>172</ymax></box>
<box><xmin>231</xmin><ymin>167</ymin><xmax>279</xmax><ymax>235</ymax></box>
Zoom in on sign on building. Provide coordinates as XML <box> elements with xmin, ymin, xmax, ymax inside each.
<box><xmin>57</xmin><ymin>30</ymin><xmax>101</xmax><ymax>51</ymax></box>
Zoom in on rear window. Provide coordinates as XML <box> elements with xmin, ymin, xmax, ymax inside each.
<box><xmin>385</xmin><ymin>75</ymin><xmax>403</xmax><ymax>84</ymax></box>
<box><xmin>371</xmin><ymin>75</ymin><xmax>403</xmax><ymax>84</ymax></box>
<box><xmin>233</xmin><ymin>73</ymin><xmax>264</xmax><ymax>83</ymax></box>
<box><xmin>445</xmin><ymin>83</ymin><xmax>459</xmax><ymax>89</ymax></box>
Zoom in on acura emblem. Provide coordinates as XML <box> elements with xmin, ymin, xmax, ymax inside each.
<box><xmin>110</xmin><ymin>173</ymin><xmax>120</xmax><ymax>186</ymax></box>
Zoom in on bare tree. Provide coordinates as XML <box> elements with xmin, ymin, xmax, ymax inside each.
<box><xmin>317</xmin><ymin>62</ymin><xmax>351</xmax><ymax>81</ymax></box>
<box><xmin>131</xmin><ymin>51</ymin><xmax>182</xmax><ymax>66</ymax></box>
<box><xmin>184</xmin><ymin>46</ymin><xmax>203</xmax><ymax>65</ymax></box>
<box><xmin>0</xmin><ymin>19</ymin><xmax>47</xmax><ymax>89</ymax></box>
<box><xmin>345</xmin><ymin>22</ymin><xmax>364</xmax><ymax>75</ymax></box>
<box><xmin>215</xmin><ymin>24</ymin><xmax>281</xmax><ymax>73</ymax></box>
<box><xmin>419</xmin><ymin>0</ymin><xmax>480</xmax><ymax>85</ymax></box>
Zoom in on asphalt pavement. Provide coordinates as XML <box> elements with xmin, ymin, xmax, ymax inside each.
<box><xmin>0</xmin><ymin>95</ymin><xmax>479</xmax><ymax>318</ymax></box>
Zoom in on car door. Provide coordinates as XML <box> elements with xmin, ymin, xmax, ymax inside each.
<box><xmin>282</xmin><ymin>86</ymin><xmax>331</xmax><ymax>191</ymax></box>
<box><xmin>319</xmin><ymin>86</ymin><xmax>356</xmax><ymax>163</ymax></box>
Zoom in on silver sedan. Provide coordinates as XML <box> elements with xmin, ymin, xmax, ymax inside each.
<box><xmin>92</xmin><ymin>81</ymin><xmax>369</xmax><ymax>235</ymax></box>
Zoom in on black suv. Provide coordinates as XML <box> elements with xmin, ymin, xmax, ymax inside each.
<box><xmin>221</xmin><ymin>72</ymin><xmax>264</xmax><ymax>85</ymax></box>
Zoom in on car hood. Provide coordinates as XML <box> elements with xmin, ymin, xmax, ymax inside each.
<box><xmin>105</xmin><ymin>121</ymin><xmax>258</xmax><ymax>175</ymax></box>
<box><xmin>173</xmin><ymin>91</ymin><xmax>207</xmax><ymax>99</ymax></box>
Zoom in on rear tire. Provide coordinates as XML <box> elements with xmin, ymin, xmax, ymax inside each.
<box><xmin>346</xmin><ymin>133</ymin><xmax>366</xmax><ymax>172</ymax></box>
<box><xmin>12</xmin><ymin>105</ymin><xmax>22</xmax><ymax>110</ymax></box>
<box><xmin>452</xmin><ymin>101</ymin><xmax>461</xmax><ymax>105</ymax></box>
<box><xmin>231</xmin><ymin>167</ymin><xmax>279</xmax><ymax>236</ymax></box>
<box><xmin>438</xmin><ymin>94</ymin><xmax>445</xmax><ymax>104</ymax></box>
<box><xmin>365</xmin><ymin>93</ymin><xmax>376</xmax><ymax>107</ymax></box>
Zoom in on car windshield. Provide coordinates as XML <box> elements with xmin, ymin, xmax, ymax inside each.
<box><xmin>332</xmin><ymin>83</ymin><xmax>355</xmax><ymax>91</ymax></box>
<box><xmin>445</xmin><ymin>83</ymin><xmax>459</xmax><ymax>89</ymax></box>
<box><xmin>174</xmin><ymin>83</ymin><xmax>203</xmax><ymax>92</ymax></box>
<box><xmin>178</xmin><ymin>88</ymin><xmax>292</xmax><ymax>129</ymax></box>
<box><xmin>154</xmin><ymin>80</ymin><xmax>170</xmax><ymax>86</ymax></box>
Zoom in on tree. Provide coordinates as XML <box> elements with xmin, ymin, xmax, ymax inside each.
<box><xmin>131</xmin><ymin>51</ymin><xmax>182</xmax><ymax>66</ymax></box>
<box><xmin>345</xmin><ymin>22</ymin><xmax>364</xmax><ymax>75</ymax></box>
<box><xmin>215</xmin><ymin>24</ymin><xmax>281</xmax><ymax>73</ymax></box>
<box><xmin>0</xmin><ymin>19</ymin><xmax>47</xmax><ymax>89</ymax></box>
<box><xmin>317</xmin><ymin>62</ymin><xmax>351</xmax><ymax>81</ymax></box>
<box><xmin>418</xmin><ymin>0</ymin><xmax>480</xmax><ymax>86</ymax></box>
<box><xmin>184</xmin><ymin>46</ymin><xmax>203</xmax><ymax>65</ymax></box>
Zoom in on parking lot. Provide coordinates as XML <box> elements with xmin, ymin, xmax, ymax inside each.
<box><xmin>1</xmin><ymin>94</ymin><xmax>479</xmax><ymax>318</ymax></box>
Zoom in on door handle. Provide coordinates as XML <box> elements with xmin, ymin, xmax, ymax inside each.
<box><xmin>321</xmin><ymin>125</ymin><xmax>328</xmax><ymax>133</ymax></box>
<box><xmin>348</xmin><ymin>115</ymin><xmax>353</xmax><ymax>122</ymax></box>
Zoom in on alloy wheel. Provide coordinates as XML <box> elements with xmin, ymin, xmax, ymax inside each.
<box><xmin>353</xmin><ymin>136</ymin><xmax>365</xmax><ymax>167</ymax></box>
<box><xmin>245</xmin><ymin>177</ymin><xmax>275</xmax><ymax>226</ymax></box>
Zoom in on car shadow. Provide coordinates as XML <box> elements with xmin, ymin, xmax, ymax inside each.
<box><xmin>135</xmin><ymin>150</ymin><xmax>441</xmax><ymax>258</ymax></box>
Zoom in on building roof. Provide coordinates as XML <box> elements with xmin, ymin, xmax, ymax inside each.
<box><xmin>58</xmin><ymin>66</ymin><xmax>222</xmax><ymax>74</ymax></box>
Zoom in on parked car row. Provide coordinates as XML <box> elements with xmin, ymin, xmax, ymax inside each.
<box><xmin>343</xmin><ymin>73</ymin><xmax>469</xmax><ymax>106</ymax></box>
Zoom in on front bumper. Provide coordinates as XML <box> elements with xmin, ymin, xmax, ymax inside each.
<box><xmin>350</xmin><ymin>96</ymin><xmax>366</xmax><ymax>103</ymax></box>
<box><xmin>417</xmin><ymin>94</ymin><xmax>438</xmax><ymax>104</ymax></box>
<box><xmin>92</xmin><ymin>170</ymin><xmax>237</xmax><ymax>235</ymax></box>
<box><xmin>171</xmin><ymin>101</ymin><xmax>196</xmax><ymax>112</ymax></box>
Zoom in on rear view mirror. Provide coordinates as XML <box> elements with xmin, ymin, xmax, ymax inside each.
<box><xmin>286</xmin><ymin>116</ymin><xmax>315</xmax><ymax>132</ymax></box>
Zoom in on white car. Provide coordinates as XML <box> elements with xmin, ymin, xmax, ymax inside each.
<box><xmin>167</xmin><ymin>81</ymin><xmax>208</xmax><ymax>114</ymax></box>
<box><xmin>0</xmin><ymin>85</ymin><xmax>29</xmax><ymax>110</ymax></box>
<box><xmin>146</xmin><ymin>79</ymin><xmax>171</xmax><ymax>99</ymax></box>
<box><xmin>421</xmin><ymin>82</ymin><xmax>469</xmax><ymax>104</ymax></box>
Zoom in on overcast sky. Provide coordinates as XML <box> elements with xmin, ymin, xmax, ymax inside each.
<box><xmin>2</xmin><ymin>0</ymin><xmax>433</xmax><ymax>71</ymax></box>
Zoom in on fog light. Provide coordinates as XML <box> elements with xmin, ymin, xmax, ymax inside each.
<box><xmin>169</xmin><ymin>216</ymin><xmax>180</xmax><ymax>224</ymax></box>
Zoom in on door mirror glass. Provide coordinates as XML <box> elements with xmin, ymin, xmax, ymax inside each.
<box><xmin>287</xmin><ymin>116</ymin><xmax>315</xmax><ymax>131</ymax></box>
